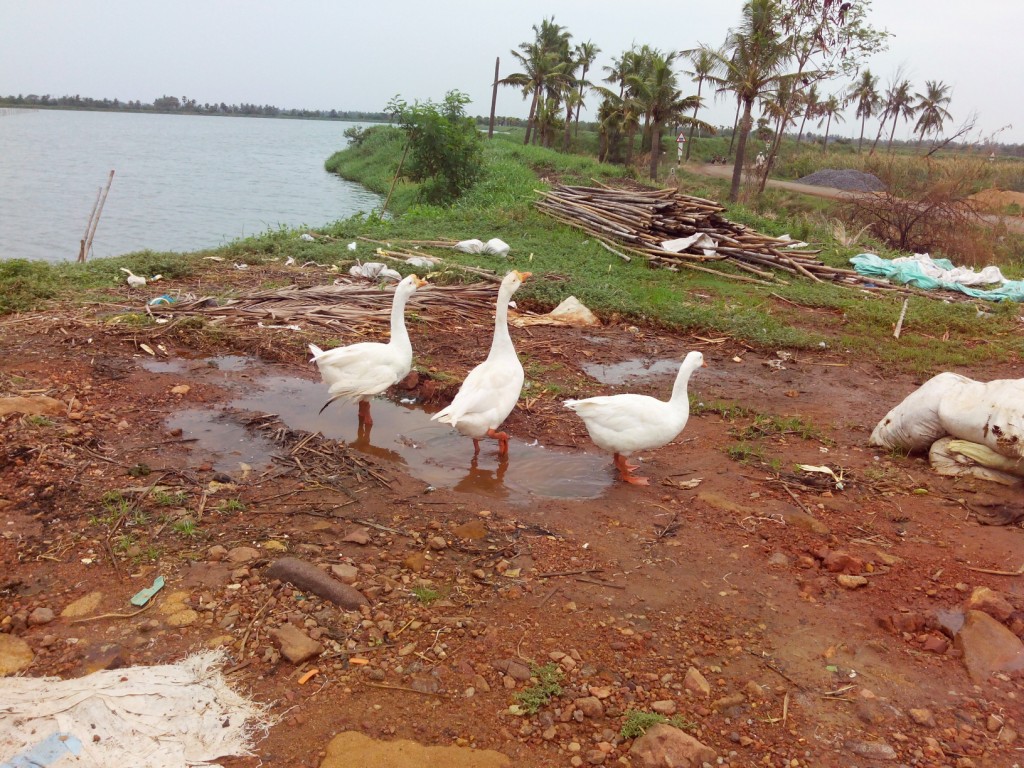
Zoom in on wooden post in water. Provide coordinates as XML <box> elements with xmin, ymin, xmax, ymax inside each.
<box><xmin>78</xmin><ymin>187</ymin><xmax>103</xmax><ymax>262</ymax></box>
<box><xmin>79</xmin><ymin>170</ymin><xmax>115</xmax><ymax>262</ymax></box>
<box><xmin>488</xmin><ymin>57</ymin><xmax>499</xmax><ymax>139</ymax></box>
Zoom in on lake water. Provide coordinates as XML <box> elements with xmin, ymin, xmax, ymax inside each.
<box><xmin>0</xmin><ymin>109</ymin><xmax>381</xmax><ymax>263</ymax></box>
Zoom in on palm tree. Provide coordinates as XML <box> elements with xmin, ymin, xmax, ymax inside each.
<box><xmin>572</xmin><ymin>40</ymin><xmax>601</xmax><ymax>136</ymax></box>
<box><xmin>869</xmin><ymin>72</ymin><xmax>916</xmax><ymax>155</ymax></box>
<box><xmin>681</xmin><ymin>45</ymin><xmax>719</xmax><ymax>160</ymax></box>
<box><xmin>913</xmin><ymin>79</ymin><xmax>953</xmax><ymax>145</ymax></box>
<box><xmin>816</xmin><ymin>94</ymin><xmax>845</xmax><ymax>151</ymax></box>
<box><xmin>626</xmin><ymin>49</ymin><xmax>699</xmax><ymax>179</ymax></box>
<box><xmin>795</xmin><ymin>83</ymin><xmax>820</xmax><ymax>144</ymax></box>
<box><xmin>713</xmin><ymin>0</ymin><xmax>790</xmax><ymax>202</ymax></box>
<box><xmin>847</xmin><ymin>69</ymin><xmax>879</xmax><ymax>153</ymax></box>
<box><xmin>499</xmin><ymin>18</ymin><xmax>573</xmax><ymax>146</ymax></box>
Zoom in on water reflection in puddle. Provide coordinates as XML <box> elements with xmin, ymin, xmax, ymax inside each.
<box><xmin>582</xmin><ymin>358</ymin><xmax>679</xmax><ymax>386</ymax></box>
<box><xmin>165</xmin><ymin>361</ymin><xmax>613</xmax><ymax>501</ymax></box>
<box><xmin>139</xmin><ymin>359</ymin><xmax>187</xmax><ymax>374</ymax></box>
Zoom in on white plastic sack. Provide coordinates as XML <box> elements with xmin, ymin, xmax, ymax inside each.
<box><xmin>869</xmin><ymin>372</ymin><xmax>970</xmax><ymax>452</ymax></box>
<box><xmin>929</xmin><ymin>437</ymin><xmax>1024</xmax><ymax>486</ymax></box>
<box><xmin>870</xmin><ymin>373</ymin><xmax>1024</xmax><ymax>458</ymax></box>
<box><xmin>0</xmin><ymin>651</ymin><xmax>271</xmax><ymax>768</ymax></box>
<box><xmin>893</xmin><ymin>253</ymin><xmax>1007</xmax><ymax>286</ymax></box>
<box><xmin>454</xmin><ymin>238</ymin><xmax>485</xmax><ymax>254</ymax></box>
<box><xmin>511</xmin><ymin>296</ymin><xmax>601</xmax><ymax>328</ymax></box>
<box><xmin>660</xmin><ymin>233</ymin><xmax>718</xmax><ymax>256</ymax></box>
<box><xmin>405</xmin><ymin>256</ymin><xmax>438</xmax><ymax>269</ymax></box>
<box><xmin>348</xmin><ymin>262</ymin><xmax>402</xmax><ymax>281</ymax></box>
<box><xmin>482</xmin><ymin>238</ymin><xmax>510</xmax><ymax>257</ymax></box>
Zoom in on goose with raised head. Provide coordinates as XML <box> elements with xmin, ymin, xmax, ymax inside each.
<box><xmin>431</xmin><ymin>270</ymin><xmax>531</xmax><ymax>456</ymax></box>
<box><xmin>309</xmin><ymin>273</ymin><xmax>427</xmax><ymax>427</ymax></box>
<box><xmin>565</xmin><ymin>351</ymin><xmax>706</xmax><ymax>485</ymax></box>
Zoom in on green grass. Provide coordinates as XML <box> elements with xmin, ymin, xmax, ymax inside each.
<box><xmin>620</xmin><ymin>709</ymin><xmax>697</xmax><ymax>739</ymax></box>
<box><xmin>410</xmin><ymin>585</ymin><xmax>442</xmax><ymax>604</ymax></box>
<box><xmin>512</xmin><ymin>663</ymin><xmax>564</xmax><ymax>715</ymax></box>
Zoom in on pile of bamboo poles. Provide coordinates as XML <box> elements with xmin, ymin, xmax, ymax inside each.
<box><xmin>535</xmin><ymin>184</ymin><xmax>874</xmax><ymax>287</ymax></box>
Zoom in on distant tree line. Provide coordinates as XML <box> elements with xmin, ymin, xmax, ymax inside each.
<box><xmin>0</xmin><ymin>92</ymin><xmax>390</xmax><ymax>122</ymax></box>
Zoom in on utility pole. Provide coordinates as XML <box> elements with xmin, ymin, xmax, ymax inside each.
<box><xmin>488</xmin><ymin>57</ymin><xmax>499</xmax><ymax>138</ymax></box>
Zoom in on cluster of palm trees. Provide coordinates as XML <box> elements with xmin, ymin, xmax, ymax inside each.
<box><xmin>500</xmin><ymin>3</ymin><xmax>953</xmax><ymax>202</ymax></box>
<box><xmin>847</xmin><ymin>68</ymin><xmax>954</xmax><ymax>155</ymax></box>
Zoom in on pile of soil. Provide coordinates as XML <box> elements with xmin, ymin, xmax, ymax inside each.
<box><xmin>795</xmin><ymin>169</ymin><xmax>885</xmax><ymax>192</ymax></box>
<box><xmin>969</xmin><ymin>188</ymin><xmax>1024</xmax><ymax>214</ymax></box>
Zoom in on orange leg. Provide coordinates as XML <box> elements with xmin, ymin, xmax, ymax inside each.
<box><xmin>487</xmin><ymin>428</ymin><xmax>510</xmax><ymax>457</ymax></box>
<box><xmin>472</xmin><ymin>438</ymin><xmax>482</xmax><ymax>456</ymax></box>
<box><xmin>614</xmin><ymin>453</ymin><xmax>648</xmax><ymax>485</ymax></box>
<box><xmin>358</xmin><ymin>400</ymin><xmax>373</xmax><ymax>428</ymax></box>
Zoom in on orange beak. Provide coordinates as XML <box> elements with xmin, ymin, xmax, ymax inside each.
<box><xmin>516</xmin><ymin>271</ymin><xmax>532</xmax><ymax>281</ymax></box>
<box><xmin>413</xmin><ymin>275</ymin><xmax>428</xmax><ymax>287</ymax></box>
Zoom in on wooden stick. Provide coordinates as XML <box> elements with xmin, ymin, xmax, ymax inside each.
<box><xmin>893</xmin><ymin>298</ymin><xmax>909</xmax><ymax>339</ymax></box>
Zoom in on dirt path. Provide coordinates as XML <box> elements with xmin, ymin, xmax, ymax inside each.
<box><xmin>685</xmin><ymin>161</ymin><xmax>1024</xmax><ymax>234</ymax></box>
<box><xmin>1</xmin><ymin>263</ymin><xmax>1022</xmax><ymax>767</ymax></box>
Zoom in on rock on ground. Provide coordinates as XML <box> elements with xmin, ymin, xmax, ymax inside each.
<box><xmin>628</xmin><ymin>723</ymin><xmax>715</xmax><ymax>768</ymax></box>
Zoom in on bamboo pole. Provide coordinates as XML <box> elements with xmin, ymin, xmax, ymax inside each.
<box><xmin>80</xmin><ymin>170</ymin><xmax>114</xmax><ymax>263</ymax></box>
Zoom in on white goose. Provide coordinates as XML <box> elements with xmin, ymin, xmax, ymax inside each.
<box><xmin>119</xmin><ymin>267</ymin><xmax>147</xmax><ymax>288</ymax></box>
<box><xmin>309</xmin><ymin>273</ymin><xmax>427</xmax><ymax>426</ymax></box>
<box><xmin>565</xmin><ymin>351</ymin><xmax>706</xmax><ymax>485</ymax></box>
<box><xmin>431</xmin><ymin>270</ymin><xmax>531</xmax><ymax>456</ymax></box>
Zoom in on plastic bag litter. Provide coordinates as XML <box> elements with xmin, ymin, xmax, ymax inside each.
<box><xmin>929</xmin><ymin>437</ymin><xmax>1024</xmax><ymax>486</ymax></box>
<box><xmin>483</xmin><ymin>238</ymin><xmax>510</xmax><ymax>257</ymax></box>
<box><xmin>870</xmin><ymin>372</ymin><xmax>1024</xmax><ymax>459</ymax></box>
<box><xmin>511</xmin><ymin>296</ymin><xmax>601</xmax><ymax>328</ymax></box>
<box><xmin>300</xmin><ymin>233</ymin><xmax>316</xmax><ymax>242</ymax></box>
<box><xmin>406</xmin><ymin>256</ymin><xmax>439</xmax><ymax>269</ymax></box>
<box><xmin>454</xmin><ymin>238</ymin><xmax>510</xmax><ymax>257</ymax></box>
<box><xmin>660</xmin><ymin>233</ymin><xmax>717</xmax><ymax>255</ymax></box>
<box><xmin>851</xmin><ymin>253</ymin><xmax>1024</xmax><ymax>301</ymax></box>
<box><xmin>348</xmin><ymin>262</ymin><xmax>402</xmax><ymax>281</ymax></box>
<box><xmin>0</xmin><ymin>651</ymin><xmax>271</xmax><ymax>768</ymax></box>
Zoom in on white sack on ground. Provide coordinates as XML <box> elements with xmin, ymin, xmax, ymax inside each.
<box><xmin>870</xmin><ymin>373</ymin><xmax>1024</xmax><ymax>458</ymax></box>
<box><xmin>511</xmin><ymin>296</ymin><xmax>601</xmax><ymax>328</ymax></box>
<box><xmin>348</xmin><ymin>262</ymin><xmax>402</xmax><ymax>281</ymax></box>
<box><xmin>929</xmin><ymin>437</ymin><xmax>1024</xmax><ymax>486</ymax></box>
<box><xmin>869</xmin><ymin>372</ymin><xmax>971</xmax><ymax>452</ymax></box>
<box><xmin>454</xmin><ymin>239</ymin><xmax>485</xmax><ymax>254</ymax></box>
<box><xmin>0</xmin><ymin>651</ymin><xmax>271</xmax><ymax>768</ymax></box>
<box><xmin>482</xmin><ymin>238</ymin><xmax>510</xmax><ymax>257</ymax></box>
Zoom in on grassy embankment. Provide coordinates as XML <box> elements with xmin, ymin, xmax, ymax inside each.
<box><xmin>1</xmin><ymin>126</ymin><xmax>1021</xmax><ymax>374</ymax></box>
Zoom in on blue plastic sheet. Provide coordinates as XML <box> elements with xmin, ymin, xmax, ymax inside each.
<box><xmin>850</xmin><ymin>253</ymin><xmax>1024</xmax><ymax>302</ymax></box>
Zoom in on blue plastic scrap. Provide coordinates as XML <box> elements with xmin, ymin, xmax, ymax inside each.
<box><xmin>130</xmin><ymin>575</ymin><xmax>166</xmax><ymax>606</ymax></box>
<box><xmin>0</xmin><ymin>732</ymin><xmax>83</xmax><ymax>768</ymax></box>
<box><xmin>850</xmin><ymin>253</ymin><xmax>1024</xmax><ymax>302</ymax></box>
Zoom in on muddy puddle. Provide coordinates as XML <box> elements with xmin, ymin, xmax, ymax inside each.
<box><xmin>158</xmin><ymin>356</ymin><xmax>614</xmax><ymax>502</ymax></box>
<box><xmin>582</xmin><ymin>357</ymin><xmax>680</xmax><ymax>386</ymax></box>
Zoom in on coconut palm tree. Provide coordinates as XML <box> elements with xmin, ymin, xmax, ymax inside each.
<box><xmin>816</xmin><ymin>94</ymin><xmax>845</xmax><ymax>151</ymax></box>
<box><xmin>869</xmin><ymin>71</ymin><xmax>916</xmax><ymax>155</ymax></box>
<box><xmin>913</xmin><ymin>79</ymin><xmax>953</xmax><ymax>146</ymax></box>
<box><xmin>500</xmin><ymin>18</ymin><xmax>573</xmax><ymax>146</ymax></box>
<box><xmin>795</xmin><ymin>83</ymin><xmax>820</xmax><ymax>144</ymax></box>
<box><xmin>713</xmin><ymin>0</ymin><xmax>790</xmax><ymax>202</ymax></box>
<box><xmin>847</xmin><ymin>69</ymin><xmax>880</xmax><ymax>153</ymax></box>
<box><xmin>572</xmin><ymin>40</ymin><xmax>601</xmax><ymax>137</ymax></box>
<box><xmin>681</xmin><ymin>44</ymin><xmax>719</xmax><ymax>160</ymax></box>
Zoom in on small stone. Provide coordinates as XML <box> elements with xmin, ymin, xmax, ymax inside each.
<box><xmin>331</xmin><ymin>563</ymin><xmax>359</xmax><ymax>584</ymax></box>
<box><xmin>965</xmin><ymin>586</ymin><xmax>1014</xmax><ymax>622</ymax></box>
<box><xmin>651</xmin><ymin>699</ymin><xmax>677</xmax><ymax>715</ymax></box>
<box><xmin>227</xmin><ymin>546</ymin><xmax>260</xmax><ymax>564</ymax></box>
<box><xmin>170</xmin><ymin>384</ymin><xmax>191</xmax><ymax>395</ymax></box>
<box><xmin>629</xmin><ymin>724</ymin><xmax>715</xmax><ymax>767</ymax></box>
<box><xmin>80</xmin><ymin>644</ymin><xmax>127</xmax><ymax>674</ymax></box>
<box><xmin>909</xmin><ymin>708</ymin><xmax>936</xmax><ymax>727</ymax></box>
<box><xmin>684</xmin><ymin>666</ymin><xmax>711</xmax><ymax>696</ymax></box>
<box><xmin>837</xmin><ymin>574</ymin><xmax>868</xmax><ymax>589</ymax></box>
<box><xmin>845</xmin><ymin>739</ymin><xmax>897</xmax><ymax>761</ymax></box>
<box><xmin>262</xmin><ymin>540</ymin><xmax>288</xmax><ymax>552</ymax></box>
<box><xmin>165</xmin><ymin>609</ymin><xmax>199</xmax><ymax>627</ymax></box>
<box><xmin>427</xmin><ymin>536</ymin><xmax>448</xmax><ymax>551</ymax></box>
<box><xmin>342</xmin><ymin>528</ymin><xmax>371</xmax><ymax>545</ymax></box>
<box><xmin>61</xmin><ymin>591</ymin><xmax>104</xmax><ymax>619</ymax></box>
<box><xmin>28</xmin><ymin>607</ymin><xmax>55</xmax><ymax>626</ymax></box>
<box><xmin>270</xmin><ymin>624</ymin><xmax>323</xmax><ymax>664</ymax></box>
<box><xmin>0</xmin><ymin>634</ymin><xmax>35</xmax><ymax>675</ymax></box>
<box><xmin>575</xmin><ymin>696</ymin><xmax>604</xmax><ymax>718</ymax></box>
<box><xmin>207</xmin><ymin>545</ymin><xmax>228</xmax><ymax>561</ymax></box>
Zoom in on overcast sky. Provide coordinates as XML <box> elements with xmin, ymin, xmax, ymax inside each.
<box><xmin>2</xmin><ymin>0</ymin><xmax>1021</xmax><ymax>144</ymax></box>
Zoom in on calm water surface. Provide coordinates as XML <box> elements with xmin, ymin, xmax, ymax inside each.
<box><xmin>0</xmin><ymin>110</ymin><xmax>381</xmax><ymax>262</ymax></box>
